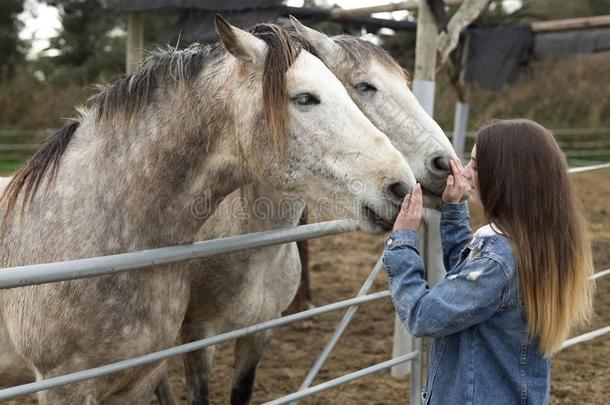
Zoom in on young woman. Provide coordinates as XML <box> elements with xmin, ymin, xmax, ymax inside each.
<box><xmin>383</xmin><ymin>119</ymin><xmax>594</xmax><ymax>404</ymax></box>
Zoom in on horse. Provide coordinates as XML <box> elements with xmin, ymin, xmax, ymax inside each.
<box><xmin>0</xmin><ymin>18</ymin><xmax>414</xmax><ymax>404</ymax></box>
<box><xmin>172</xmin><ymin>20</ymin><xmax>456</xmax><ymax>405</ymax></box>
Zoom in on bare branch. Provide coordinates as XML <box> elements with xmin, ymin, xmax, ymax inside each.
<box><xmin>437</xmin><ymin>0</ymin><xmax>490</xmax><ymax>66</ymax></box>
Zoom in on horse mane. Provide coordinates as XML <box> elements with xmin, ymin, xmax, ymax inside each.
<box><xmin>1</xmin><ymin>23</ymin><xmax>313</xmax><ymax>219</ymax></box>
<box><xmin>92</xmin><ymin>43</ymin><xmax>223</xmax><ymax>123</ymax></box>
<box><xmin>1</xmin><ymin>121</ymin><xmax>79</xmax><ymax>219</ymax></box>
<box><xmin>333</xmin><ymin>35</ymin><xmax>410</xmax><ymax>84</ymax></box>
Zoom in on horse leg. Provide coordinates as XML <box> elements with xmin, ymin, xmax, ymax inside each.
<box><xmin>230</xmin><ymin>330</ymin><xmax>272</xmax><ymax>405</ymax></box>
<box><xmin>37</xmin><ymin>385</ymin><xmax>94</xmax><ymax>405</ymax></box>
<box><xmin>183</xmin><ymin>345</ymin><xmax>215</xmax><ymax>405</ymax></box>
<box><xmin>103</xmin><ymin>362</ymin><xmax>171</xmax><ymax>405</ymax></box>
<box><xmin>155</xmin><ymin>372</ymin><xmax>177</xmax><ymax>405</ymax></box>
<box><xmin>285</xmin><ymin>209</ymin><xmax>312</xmax><ymax>315</ymax></box>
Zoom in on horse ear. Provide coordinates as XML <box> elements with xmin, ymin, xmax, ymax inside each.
<box><xmin>215</xmin><ymin>15</ymin><xmax>266</xmax><ymax>63</ymax></box>
<box><xmin>288</xmin><ymin>15</ymin><xmax>341</xmax><ymax>63</ymax></box>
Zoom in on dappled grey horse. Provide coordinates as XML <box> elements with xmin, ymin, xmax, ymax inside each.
<box><xmin>172</xmin><ymin>19</ymin><xmax>455</xmax><ymax>405</ymax></box>
<box><xmin>0</xmin><ymin>18</ymin><xmax>415</xmax><ymax>404</ymax></box>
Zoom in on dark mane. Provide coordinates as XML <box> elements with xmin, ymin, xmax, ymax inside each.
<box><xmin>333</xmin><ymin>35</ymin><xmax>410</xmax><ymax>82</ymax></box>
<box><xmin>1</xmin><ymin>121</ymin><xmax>79</xmax><ymax>218</ymax></box>
<box><xmin>92</xmin><ymin>43</ymin><xmax>224</xmax><ymax>122</ymax></box>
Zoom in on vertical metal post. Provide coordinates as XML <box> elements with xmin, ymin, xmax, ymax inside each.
<box><xmin>391</xmin><ymin>5</ymin><xmax>446</xmax><ymax>404</ymax></box>
<box><xmin>391</xmin><ymin>315</ymin><xmax>412</xmax><ymax>378</ymax></box>
<box><xmin>452</xmin><ymin>101</ymin><xmax>470</xmax><ymax>158</ymax></box>
<box><xmin>391</xmin><ymin>214</ymin><xmax>427</xmax><ymax>379</ymax></box>
<box><xmin>126</xmin><ymin>12</ymin><xmax>144</xmax><ymax>74</ymax></box>
<box><xmin>410</xmin><ymin>334</ymin><xmax>423</xmax><ymax>405</ymax></box>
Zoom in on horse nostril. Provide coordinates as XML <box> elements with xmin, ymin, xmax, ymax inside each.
<box><xmin>432</xmin><ymin>156</ymin><xmax>451</xmax><ymax>172</ymax></box>
<box><xmin>388</xmin><ymin>181</ymin><xmax>410</xmax><ymax>202</ymax></box>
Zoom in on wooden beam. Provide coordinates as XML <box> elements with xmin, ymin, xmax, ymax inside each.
<box><xmin>532</xmin><ymin>15</ymin><xmax>610</xmax><ymax>33</ymax></box>
<box><xmin>126</xmin><ymin>12</ymin><xmax>144</xmax><ymax>74</ymax></box>
<box><xmin>329</xmin><ymin>0</ymin><xmax>463</xmax><ymax>20</ymax></box>
<box><xmin>414</xmin><ymin>1</ymin><xmax>438</xmax><ymax>82</ymax></box>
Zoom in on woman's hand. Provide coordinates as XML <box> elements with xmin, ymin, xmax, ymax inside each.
<box><xmin>393</xmin><ymin>183</ymin><xmax>422</xmax><ymax>232</ymax></box>
<box><xmin>442</xmin><ymin>158</ymin><xmax>467</xmax><ymax>204</ymax></box>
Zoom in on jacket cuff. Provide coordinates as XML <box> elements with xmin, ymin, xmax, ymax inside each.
<box><xmin>384</xmin><ymin>228</ymin><xmax>419</xmax><ymax>251</ymax></box>
<box><xmin>441</xmin><ymin>201</ymin><xmax>469</xmax><ymax>220</ymax></box>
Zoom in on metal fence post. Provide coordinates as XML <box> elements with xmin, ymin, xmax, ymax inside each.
<box><xmin>452</xmin><ymin>101</ymin><xmax>469</xmax><ymax>158</ymax></box>
<box><xmin>391</xmin><ymin>218</ymin><xmax>427</xmax><ymax>380</ymax></box>
<box><xmin>410</xmin><ymin>334</ymin><xmax>423</xmax><ymax>405</ymax></box>
<box><xmin>391</xmin><ymin>0</ymin><xmax>441</xmax><ymax>381</ymax></box>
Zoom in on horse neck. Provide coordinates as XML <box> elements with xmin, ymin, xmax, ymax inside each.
<box><xmin>52</xmin><ymin>73</ymin><xmax>247</xmax><ymax>249</ymax></box>
<box><xmin>240</xmin><ymin>183</ymin><xmax>305</xmax><ymax>232</ymax></box>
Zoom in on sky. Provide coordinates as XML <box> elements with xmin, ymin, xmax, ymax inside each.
<box><xmin>18</xmin><ymin>0</ymin><xmax>523</xmax><ymax>59</ymax></box>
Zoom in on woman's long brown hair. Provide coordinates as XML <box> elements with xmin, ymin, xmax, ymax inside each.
<box><xmin>476</xmin><ymin>119</ymin><xmax>594</xmax><ymax>356</ymax></box>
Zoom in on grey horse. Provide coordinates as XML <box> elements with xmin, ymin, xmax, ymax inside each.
<box><xmin>171</xmin><ymin>19</ymin><xmax>455</xmax><ymax>405</ymax></box>
<box><xmin>0</xmin><ymin>18</ymin><xmax>414</xmax><ymax>404</ymax></box>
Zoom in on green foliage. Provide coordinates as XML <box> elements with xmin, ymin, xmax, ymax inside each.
<box><xmin>0</xmin><ymin>0</ymin><xmax>27</xmax><ymax>82</ymax></box>
<box><xmin>35</xmin><ymin>2</ymin><xmax>181</xmax><ymax>84</ymax></box>
<box><xmin>37</xmin><ymin>0</ymin><xmax>125</xmax><ymax>84</ymax></box>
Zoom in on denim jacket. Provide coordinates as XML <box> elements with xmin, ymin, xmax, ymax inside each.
<box><xmin>382</xmin><ymin>202</ymin><xmax>550</xmax><ymax>405</ymax></box>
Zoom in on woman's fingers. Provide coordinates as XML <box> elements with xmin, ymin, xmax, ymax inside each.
<box><xmin>412</xmin><ymin>184</ymin><xmax>422</xmax><ymax>212</ymax></box>
<box><xmin>393</xmin><ymin>184</ymin><xmax>423</xmax><ymax>231</ymax></box>
<box><xmin>403</xmin><ymin>185</ymin><xmax>420</xmax><ymax>213</ymax></box>
<box><xmin>442</xmin><ymin>159</ymin><xmax>466</xmax><ymax>203</ymax></box>
<box><xmin>401</xmin><ymin>191</ymin><xmax>411</xmax><ymax>211</ymax></box>
<box><xmin>414</xmin><ymin>184</ymin><xmax>423</xmax><ymax>222</ymax></box>
<box><xmin>451</xmin><ymin>159</ymin><xmax>462</xmax><ymax>184</ymax></box>
<box><xmin>451</xmin><ymin>158</ymin><xmax>465</xmax><ymax>192</ymax></box>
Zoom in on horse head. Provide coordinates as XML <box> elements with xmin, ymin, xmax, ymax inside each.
<box><xmin>290</xmin><ymin>17</ymin><xmax>456</xmax><ymax>208</ymax></box>
<box><xmin>215</xmin><ymin>17</ymin><xmax>415</xmax><ymax>232</ymax></box>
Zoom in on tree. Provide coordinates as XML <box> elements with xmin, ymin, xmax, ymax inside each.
<box><xmin>40</xmin><ymin>0</ymin><xmax>180</xmax><ymax>83</ymax></box>
<box><xmin>39</xmin><ymin>0</ymin><xmax>124</xmax><ymax>83</ymax></box>
<box><xmin>0</xmin><ymin>0</ymin><xmax>27</xmax><ymax>81</ymax></box>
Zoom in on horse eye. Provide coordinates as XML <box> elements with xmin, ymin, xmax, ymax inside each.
<box><xmin>292</xmin><ymin>93</ymin><xmax>320</xmax><ymax>106</ymax></box>
<box><xmin>355</xmin><ymin>82</ymin><xmax>377</xmax><ymax>92</ymax></box>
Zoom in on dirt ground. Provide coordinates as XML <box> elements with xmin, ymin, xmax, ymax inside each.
<box><xmin>4</xmin><ymin>169</ymin><xmax>609</xmax><ymax>404</ymax></box>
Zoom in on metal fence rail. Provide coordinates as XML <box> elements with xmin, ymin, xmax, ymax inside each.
<box><xmin>264</xmin><ymin>352</ymin><xmax>419</xmax><ymax>405</ymax></box>
<box><xmin>296</xmin><ymin>257</ymin><xmax>385</xmax><ymax>395</ymax></box>
<box><xmin>446</xmin><ymin>127</ymin><xmax>610</xmax><ymax>138</ymax></box>
<box><xmin>592</xmin><ymin>268</ymin><xmax>610</xmax><ymax>280</ymax></box>
<box><xmin>561</xmin><ymin>326</ymin><xmax>610</xmax><ymax>350</ymax></box>
<box><xmin>0</xmin><ymin>163</ymin><xmax>608</xmax><ymax>403</ymax></box>
<box><xmin>0</xmin><ymin>291</ymin><xmax>390</xmax><ymax>400</ymax></box>
<box><xmin>567</xmin><ymin>163</ymin><xmax>610</xmax><ymax>173</ymax></box>
<box><xmin>0</xmin><ymin>219</ymin><xmax>359</xmax><ymax>289</ymax></box>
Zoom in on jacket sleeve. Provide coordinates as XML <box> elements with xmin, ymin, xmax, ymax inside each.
<box><xmin>382</xmin><ymin>229</ymin><xmax>508</xmax><ymax>338</ymax></box>
<box><xmin>440</xmin><ymin>202</ymin><xmax>473</xmax><ymax>271</ymax></box>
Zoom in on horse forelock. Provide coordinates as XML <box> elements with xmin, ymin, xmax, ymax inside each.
<box><xmin>333</xmin><ymin>35</ymin><xmax>409</xmax><ymax>84</ymax></box>
<box><xmin>251</xmin><ymin>23</ymin><xmax>316</xmax><ymax>154</ymax></box>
